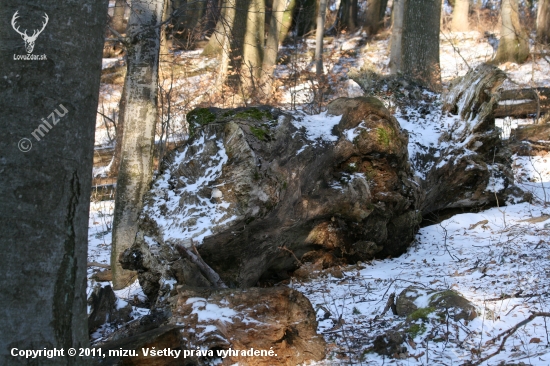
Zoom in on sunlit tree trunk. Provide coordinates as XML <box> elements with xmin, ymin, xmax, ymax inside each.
<box><xmin>111</xmin><ymin>0</ymin><xmax>167</xmax><ymax>289</ymax></box>
<box><xmin>0</xmin><ymin>0</ymin><xmax>107</xmax><ymax>364</ymax></box>
<box><xmin>401</xmin><ymin>0</ymin><xmax>441</xmax><ymax>90</ymax></box>
<box><xmin>493</xmin><ymin>0</ymin><xmax>529</xmax><ymax>64</ymax></box>
<box><xmin>315</xmin><ymin>0</ymin><xmax>328</xmax><ymax>75</ymax></box>
<box><xmin>242</xmin><ymin>0</ymin><xmax>265</xmax><ymax>93</ymax></box>
<box><xmin>537</xmin><ymin>0</ymin><xmax>550</xmax><ymax>44</ymax></box>
<box><xmin>214</xmin><ymin>0</ymin><xmax>237</xmax><ymax>90</ymax></box>
<box><xmin>389</xmin><ymin>0</ymin><xmax>405</xmax><ymax>74</ymax></box>
<box><xmin>451</xmin><ymin>0</ymin><xmax>469</xmax><ymax>31</ymax></box>
<box><xmin>112</xmin><ymin>0</ymin><xmax>127</xmax><ymax>34</ymax></box>
<box><xmin>261</xmin><ymin>0</ymin><xmax>287</xmax><ymax>97</ymax></box>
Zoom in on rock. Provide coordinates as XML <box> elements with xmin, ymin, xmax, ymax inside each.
<box><xmin>396</xmin><ymin>286</ymin><xmax>477</xmax><ymax>322</ymax></box>
<box><xmin>88</xmin><ymin>285</ymin><xmax>133</xmax><ymax>333</ymax></box>
<box><xmin>122</xmin><ymin>102</ymin><xmax>421</xmax><ymax>301</ymax></box>
<box><xmin>170</xmin><ymin>286</ymin><xmax>326</xmax><ymax>366</ymax></box>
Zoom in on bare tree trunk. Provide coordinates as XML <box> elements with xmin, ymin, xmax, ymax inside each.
<box><xmin>214</xmin><ymin>0</ymin><xmax>237</xmax><ymax>90</ymax></box>
<box><xmin>112</xmin><ymin>0</ymin><xmax>127</xmax><ymax>34</ymax></box>
<box><xmin>111</xmin><ymin>0</ymin><xmax>167</xmax><ymax>289</ymax></box>
<box><xmin>261</xmin><ymin>0</ymin><xmax>287</xmax><ymax>97</ymax></box>
<box><xmin>537</xmin><ymin>0</ymin><xmax>550</xmax><ymax>44</ymax></box>
<box><xmin>280</xmin><ymin>0</ymin><xmax>297</xmax><ymax>40</ymax></box>
<box><xmin>315</xmin><ymin>0</ymin><xmax>328</xmax><ymax>75</ymax></box>
<box><xmin>242</xmin><ymin>0</ymin><xmax>266</xmax><ymax>94</ymax></box>
<box><xmin>108</xmin><ymin>80</ymin><xmax>126</xmax><ymax>177</ymax></box>
<box><xmin>202</xmin><ymin>0</ymin><xmax>230</xmax><ymax>56</ymax></box>
<box><xmin>333</xmin><ymin>0</ymin><xmax>358</xmax><ymax>32</ymax></box>
<box><xmin>389</xmin><ymin>0</ymin><xmax>405</xmax><ymax>74</ymax></box>
<box><xmin>451</xmin><ymin>0</ymin><xmax>469</xmax><ymax>31</ymax></box>
<box><xmin>366</xmin><ymin>0</ymin><xmax>382</xmax><ymax>34</ymax></box>
<box><xmin>401</xmin><ymin>0</ymin><xmax>442</xmax><ymax>90</ymax></box>
<box><xmin>493</xmin><ymin>0</ymin><xmax>529</xmax><ymax>64</ymax></box>
<box><xmin>0</xmin><ymin>0</ymin><xmax>107</xmax><ymax>364</ymax></box>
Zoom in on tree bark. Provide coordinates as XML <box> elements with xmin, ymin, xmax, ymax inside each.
<box><xmin>112</xmin><ymin>0</ymin><xmax>127</xmax><ymax>34</ymax></box>
<box><xmin>401</xmin><ymin>0</ymin><xmax>442</xmax><ymax>90</ymax></box>
<box><xmin>0</xmin><ymin>0</ymin><xmax>107</xmax><ymax>364</ymax></box>
<box><xmin>315</xmin><ymin>0</ymin><xmax>328</xmax><ymax>75</ymax></box>
<box><xmin>493</xmin><ymin>0</ymin><xmax>529</xmax><ymax>64</ymax></box>
<box><xmin>261</xmin><ymin>0</ymin><xmax>288</xmax><ymax>97</ymax></box>
<box><xmin>451</xmin><ymin>0</ymin><xmax>469</xmax><ymax>32</ymax></box>
<box><xmin>108</xmin><ymin>76</ymin><xmax>126</xmax><ymax>178</ymax></box>
<box><xmin>334</xmin><ymin>0</ymin><xmax>358</xmax><ymax>32</ymax></box>
<box><xmin>214</xmin><ymin>0</ymin><xmax>237</xmax><ymax>90</ymax></box>
<box><xmin>202</xmin><ymin>0</ymin><xmax>229</xmax><ymax>56</ymax></box>
<box><xmin>366</xmin><ymin>0</ymin><xmax>382</xmax><ymax>34</ymax></box>
<box><xmin>389</xmin><ymin>0</ymin><xmax>405</xmax><ymax>74</ymax></box>
<box><xmin>111</xmin><ymin>0</ymin><xmax>167</xmax><ymax>289</ymax></box>
<box><xmin>537</xmin><ymin>0</ymin><xmax>550</xmax><ymax>44</ymax></box>
<box><xmin>241</xmin><ymin>0</ymin><xmax>266</xmax><ymax>94</ymax></box>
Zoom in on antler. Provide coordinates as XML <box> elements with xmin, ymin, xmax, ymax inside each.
<box><xmin>28</xmin><ymin>13</ymin><xmax>48</xmax><ymax>41</ymax></box>
<box><xmin>11</xmin><ymin>10</ymin><xmax>28</xmax><ymax>38</ymax></box>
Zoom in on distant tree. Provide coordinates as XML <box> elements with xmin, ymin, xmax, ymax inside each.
<box><xmin>389</xmin><ymin>0</ymin><xmax>405</xmax><ymax>73</ymax></box>
<box><xmin>261</xmin><ymin>0</ymin><xmax>288</xmax><ymax>97</ymax></box>
<box><xmin>111</xmin><ymin>0</ymin><xmax>167</xmax><ymax>289</ymax></box>
<box><xmin>401</xmin><ymin>0</ymin><xmax>442</xmax><ymax>90</ymax></box>
<box><xmin>315</xmin><ymin>0</ymin><xmax>328</xmax><ymax>75</ymax></box>
<box><xmin>537</xmin><ymin>0</ymin><xmax>550</xmax><ymax>44</ymax></box>
<box><xmin>333</xmin><ymin>0</ymin><xmax>358</xmax><ymax>32</ymax></box>
<box><xmin>366</xmin><ymin>0</ymin><xmax>388</xmax><ymax>35</ymax></box>
<box><xmin>241</xmin><ymin>0</ymin><xmax>266</xmax><ymax>93</ymax></box>
<box><xmin>451</xmin><ymin>0</ymin><xmax>469</xmax><ymax>31</ymax></box>
<box><xmin>112</xmin><ymin>0</ymin><xmax>127</xmax><ymax>34</ymax></box>
<box><xmin>0</xmin><ymin>0</ymin><xmax>107</xmax><ymax>364</ymax></box>
<box><xmin>493</xmin><ymin>0</ymin><xmax>529</xmax><ymax>64</ymax></box>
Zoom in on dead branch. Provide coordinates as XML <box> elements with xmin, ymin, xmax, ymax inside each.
<box><xmin>175</xmin><ymin>243</ymin><xmax>227</xmax><ymax>288</ymax></box>
<box><xmin>465</xmin><ymin>311</ymin><xmax>550</xmax><ymax>365</ymax></box>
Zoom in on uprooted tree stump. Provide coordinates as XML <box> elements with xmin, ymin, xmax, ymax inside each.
<box><xmin>417</xmin><ymin>63</ymin><xmax>522</xmax><ymax>214</ymax></box>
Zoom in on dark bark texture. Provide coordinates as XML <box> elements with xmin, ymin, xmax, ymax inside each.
<box><xmin>401</xmin><ymin>0</ymin><xmax>442</xmax><ymax>90</ymax></box>
<box><xmin>0</xmin><ymin>0</ymin><xmax>108</xmax><ymax>364</ymax></box>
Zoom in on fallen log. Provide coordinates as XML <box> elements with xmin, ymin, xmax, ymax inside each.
<box><xmin>510</xmin><ymin>123</ymin><xmax>550</xmax><ymax>142</ymax></box>
<box><xmin>494</xmin><ymin>87</ymin><xmax>550</xmax><ymax>119</ymax></box>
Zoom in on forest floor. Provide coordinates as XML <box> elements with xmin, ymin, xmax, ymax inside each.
<box><xmin>89</xmin><ymin>28</ymin><xmax>550</xmax><ymax>365</ymax></box>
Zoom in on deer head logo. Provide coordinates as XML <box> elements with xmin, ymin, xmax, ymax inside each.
<box><xmin>11</xmin><ymin>11</ymin><xmax>49</xmax><ymax>54</ymax></box>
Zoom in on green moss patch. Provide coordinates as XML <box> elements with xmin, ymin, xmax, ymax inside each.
<box><xmin>376</xmin><ymin>127</ymin><xmax>392</xmax><ymax>147</ymax></box>
<box><xmin>408</xmin><ymin>306</ymin><xmax>435</xmax><ymax>322</ymax></box>
<box><xmin>187</xmin><ymin>108</ymin><xmax>216</xmax><ymax>137</ymax></box>
<box><xmin>234</xmin><ymin>108</ymin><xmax>273</xmax><ymax>121</ymax></box>
<box><xmin>407</xmin><ymin>323</ymin><xmax>427</xmax><ymax>338</ymax></box>
<box><xmin>250</xmin><ymin>126</ymin><xmax>269</xmax><ymax>141</ymax></box>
